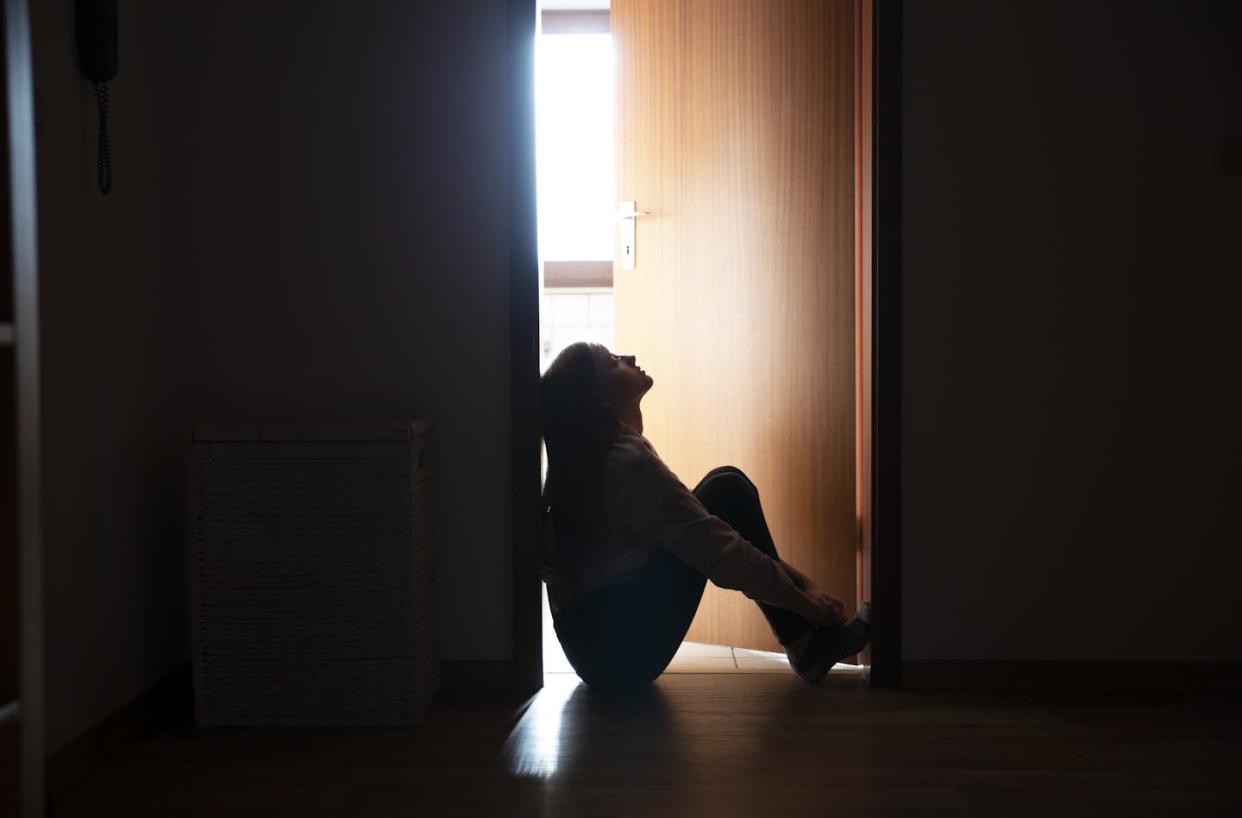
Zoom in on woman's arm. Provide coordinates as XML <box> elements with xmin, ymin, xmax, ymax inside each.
<box><xmin>611</xmin><ymin>439</ymin><xmax>841</xmax><ymax>624</ymax></box>
<box><xmin>778</xmin><ymin>559</ymin><xmax>846</xmax><ymax>625</ymax></box>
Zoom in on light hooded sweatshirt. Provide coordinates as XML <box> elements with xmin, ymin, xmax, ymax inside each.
<box><xmin>540</xmin><ymin>424</ymin><xmax>800</xmax><ymax>616</ymax></box>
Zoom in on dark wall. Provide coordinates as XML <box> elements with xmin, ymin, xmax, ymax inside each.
<box><xmin>34</xmin><ymin>0</ymin><xmax>514</xmax><ymax>751</ymax></box>
<box><xmin>32</xmin><ymin>0</ymin><xmax>1241</xmax><ymax>755</ymax></box>
<box><xmin>901</xmin><ymin>1</ymin><xmax>1242</xmax><ymax>661</ymax></box>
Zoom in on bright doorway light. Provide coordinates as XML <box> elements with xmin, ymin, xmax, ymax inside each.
<box><xmin>536</xmin><ymin>26</ymin><xmax>617</xmax><ymax>677</ymax></box>
<box><xmin>536</xmin><ymin>33</ymin><xmax>615</xmax><ymax>263</ymax></box>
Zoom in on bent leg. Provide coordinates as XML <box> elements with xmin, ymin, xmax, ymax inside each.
<box><xmin>692</xmin><ymin>466</ymin><xmax>813</xmax><ymax>647</ymax></box>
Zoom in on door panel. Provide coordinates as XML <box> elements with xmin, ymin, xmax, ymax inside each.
<box><xmin>613</xmin><ymin>0</ymin><xmax>856</xmax><ymax>652</ymax></box>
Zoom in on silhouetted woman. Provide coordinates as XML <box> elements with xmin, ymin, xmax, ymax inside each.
<box><xmin>539</xmin><ymin>342</ymin><xmax>870</xmax><ymax>691</ymax></box>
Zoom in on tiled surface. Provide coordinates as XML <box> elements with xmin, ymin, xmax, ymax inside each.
<box><xmin>545</xmin><ymin>640</ymin><xmax>761</xmax><ymax>675</ymax></box>
<box><xmin>547</xmin><ymin>640</ymin><xmax>863</xmax><ymax>676</ymax></box>
<box><xmin>542</xmin><ymin>584</ymin><xmax>840</xmax><ymax>676</ymax></box>
<box><xmin>672</xmin><ymin>640</ymin><xmax>733</xmax><ymax>658</ymax></box>
<box><xmin>540</xmin><ymin>288</ymin><xmax>615</xmax><ymax>372</ymax></box>
<box><xmin>732</xmin><ymin>646</ymin><xmax>796</xmax><ymax>672</ymax></box>
<box><xmin>663</xmin><ymin>653</ymin><xmax>740</xmax><ymax>673</ymax></box>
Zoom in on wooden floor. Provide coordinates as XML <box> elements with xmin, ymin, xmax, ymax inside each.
<box><xmin>51</xmin><ymin>672</ymin><xmax>1242</xmax><ymax>817</ymax></box>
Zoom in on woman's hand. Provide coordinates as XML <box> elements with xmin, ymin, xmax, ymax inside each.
<box><xmin>800</xmin><ymin>588</ymin><xmax>846</xmax><ymax>627</ymax></box>
<box><xmin>804</xmin><ymin>588</ymin><xmax>844</xmax><ymax>628</ymax></box>
<box><xmin>781</xmin><ymin>562</ymin><xmax>846</xmax><ymax>627</ymax></box>
<box><xmin>783</xmin><ymin>587</ymin><xmax>845</xmax><ymax>627</ymax></box>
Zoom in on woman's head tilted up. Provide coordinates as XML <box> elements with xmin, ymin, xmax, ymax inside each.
<box><xmin>539</xmin><ymin>342</ymin><xmax>653</xmax><ymax>454</ymax></box>
<box><xmin>539</xmin><ymin>342</ymin><xmax>654</xmax><ymax>598</ymax></box>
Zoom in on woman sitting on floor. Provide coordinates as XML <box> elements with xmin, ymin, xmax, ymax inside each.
<box><xmin>539</xmin><ymin>342</ymin><xmax>871</xmax><ymax>690</ymax></box>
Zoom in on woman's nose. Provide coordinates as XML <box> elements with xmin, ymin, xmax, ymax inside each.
<box><xmin>623</xmin><ymin>355</ymin><xmax>637</xmax><ymax>366</ymax></box>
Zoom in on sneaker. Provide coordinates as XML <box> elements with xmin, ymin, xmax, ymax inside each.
<box><xmin>790</xmin><ymin>602</ymin><xmax>872</xmax><ymax>684</ymax></box>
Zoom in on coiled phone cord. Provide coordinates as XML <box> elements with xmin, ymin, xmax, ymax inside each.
<box><xmin>94</xmin><ymin>80</ymin><xmax>112</xmax><ymax>195</ymax></box>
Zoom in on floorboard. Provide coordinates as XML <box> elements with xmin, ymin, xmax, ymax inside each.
<box><xmin>50</xmin><ymin>672</ymin><xmax>1242</xmax><ymax>817</ymax></box>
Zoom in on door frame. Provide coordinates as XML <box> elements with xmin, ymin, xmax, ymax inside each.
<box><xmin>4</xmin><ymin>0</ymin><xmax>47</xmax><ymax>810</ymax></box>
<box><xmin>868</xmin><ymin>0</ymin><xmax>903</xmax><ymax>687</ymax></box>
<box><xmin>507</xmin><ymin>0</ymin><xmax>903</xmax><ymax>695</ymax></box>
<box><xmin>508</xmin><ymin>0</ymin><xmax>544</xmax><ymax>698</ymax></box>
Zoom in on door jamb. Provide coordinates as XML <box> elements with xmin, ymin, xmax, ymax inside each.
<box><xmin>508</xmin><ymin>0</ymin><xmax>543</xmax><ymax>699</ymax></box>
<box><xmin>868</xmin><ymin>0</ymin><xmax>903</xmax><ymax>687</ymax></box>
<box><xmin>507</xmin><ymin>0</ymin><xmax>904</xmax><ymax>692</ymax></box>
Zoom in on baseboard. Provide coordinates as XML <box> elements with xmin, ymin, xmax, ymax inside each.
<box><xmin>902</xmin><ymin>660</ymin><xmax>1242</xmax><ymax>693</ymax></box>
<box><xmin>47</xmin><ymin>662</ymin><xmax>194</xmax><ymax>799</ymax></box>
<box><xmin>439</xmin><ymin>659</ymin><xmax>521</xmax><ymax>701</ymax></box>
<box><xmin>45</xmin><ymin>657</ymin><xmax>521</xmax><ymax>801</ymax></box>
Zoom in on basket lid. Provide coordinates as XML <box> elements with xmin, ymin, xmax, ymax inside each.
<box><xmin>193</xmin><ymin>417</ymin><xmax>430</xmax><ymax>442</ymax></box>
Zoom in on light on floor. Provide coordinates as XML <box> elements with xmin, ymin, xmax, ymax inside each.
<box><xmin>501</xmin><ymin>673</ymin><xmax>581</xmax><ymax>778</ymax></box>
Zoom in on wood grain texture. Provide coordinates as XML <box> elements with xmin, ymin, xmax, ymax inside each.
<box><xmin>48</xmin><ymin>673</ymin><xmax>1242</xmax><ymax>818</ymax></box>
<box><xmin>855</xmin><ymin>0</ymin><xmax>873</xmax><ymax>660</ymax></box>
<box><xmin>613</xmin><ymin>0</ymin><xmax>857</xmax><ymax>651</ymax></box>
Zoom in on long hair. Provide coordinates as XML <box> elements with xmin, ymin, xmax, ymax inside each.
<box><xmin>539</xmin><ymin>342</ymin><xmax>620</xmax><ymax>604</ymax></box>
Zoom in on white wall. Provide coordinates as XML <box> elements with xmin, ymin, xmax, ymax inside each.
<box><xmin>34</xmin><ymin>0</ymin><xmax>515</xmax><ymax>752</ymax></box>
<box><xmin>901</xmin><ymin>1</ymin><xmax>1242</xmax><ymax>661</ymax></box>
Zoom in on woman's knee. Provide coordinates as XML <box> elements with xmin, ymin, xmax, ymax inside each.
<box><xmin>699</xmin><ymin>464</ymin><xmax>745</xmax><ymax>483</ymax></box>
<box><xmin>693</xmin><ymin>466</ymin><xmax>760</xmax><ymax>510</ymax></box>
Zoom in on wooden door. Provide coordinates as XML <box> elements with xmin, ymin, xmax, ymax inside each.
<box><xmin>613</xmin><ymin>0</ymin><xmax>857</xmax><ymax>652</ymax></box>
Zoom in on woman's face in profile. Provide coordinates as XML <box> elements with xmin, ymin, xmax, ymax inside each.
<box><xmin>594</xmin><ymin>347</ymin><xmax>654</xmax><ymax>410</ymax></box>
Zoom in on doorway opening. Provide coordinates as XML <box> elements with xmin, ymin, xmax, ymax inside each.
<box><xmin>533</xmin><ymin>0</ymin><xmax>872</xmax><ymax>681</ymax></box>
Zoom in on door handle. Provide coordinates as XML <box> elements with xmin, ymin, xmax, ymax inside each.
<box><xmin>617</xmin><ymin>201</ymin><xmax>650</xmax><ymax>220</ymax></box>
<box><xmin>618</xmin><ymin>200</ymin><xmax>650</xmax><ymax>270</ymax></box>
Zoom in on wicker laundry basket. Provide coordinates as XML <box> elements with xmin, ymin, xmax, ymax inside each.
<box><xmin>188</xmin><ymin>418</ymin><xmax>440</xmax><ymax>726</ymax></box>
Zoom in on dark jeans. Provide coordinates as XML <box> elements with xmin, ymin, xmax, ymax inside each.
<box><xmin>552</xmin><ymin>465</ymin><xmax>814</xmax><ymax>691</ymax></box>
